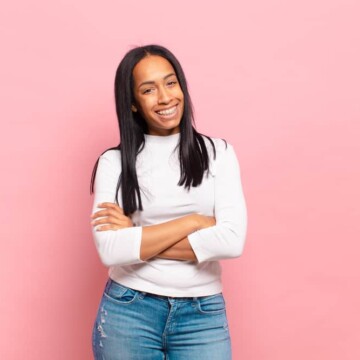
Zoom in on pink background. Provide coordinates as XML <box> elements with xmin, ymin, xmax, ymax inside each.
<box><xmin>1</xmin><ymin>0</ymin><xmax>359</xmax><ymax>359</ymax></box>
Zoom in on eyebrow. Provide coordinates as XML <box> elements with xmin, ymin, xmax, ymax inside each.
<box><xmin>138</xmin><ymin>73</ymin><xmax>176</xmax><ymax>89</ymax></box>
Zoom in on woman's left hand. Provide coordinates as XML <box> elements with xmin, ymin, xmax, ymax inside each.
<box><xmin>90</xmin><ymin>202</ymin><xmax>134</xmax><ymax>231</ymax></box>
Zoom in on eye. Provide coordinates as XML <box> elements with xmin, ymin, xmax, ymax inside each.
<box><xmin>167</xmin><ymin>81</ymin><xmax>177</xmax><ymax>86</ymax></box>
<box><xmin>142</xmin><ymin>88</ymin><xmax>153</xmax><ymax>94</ymax></box>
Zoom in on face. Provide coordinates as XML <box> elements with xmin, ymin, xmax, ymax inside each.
<box><xmin>132</xmin><ymin>55</ymin><xmax>184</xmax><ymax>136</ymax></box>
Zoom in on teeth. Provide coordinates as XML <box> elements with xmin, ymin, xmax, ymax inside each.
<box><xmin>157</xmin><ymin>105</ymin><xmax>177</xmax><ymax>115</ymax></box>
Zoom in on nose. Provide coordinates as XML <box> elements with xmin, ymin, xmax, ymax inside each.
<box><xmin>157</xmin><ymin>86</ymin><xmax>171</xmax><ymax>104</ymax></box>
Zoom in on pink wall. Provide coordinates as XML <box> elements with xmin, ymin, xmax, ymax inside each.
<box><xmin>1</xmin><ymin>0</ymin><xmax>359</xmax><ymax>359</ymax></box>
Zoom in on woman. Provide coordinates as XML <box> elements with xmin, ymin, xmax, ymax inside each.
<box><xmin>90</xmin><ymin>44</ymin><xmax>247</xmax><ymax>359</ymax></box>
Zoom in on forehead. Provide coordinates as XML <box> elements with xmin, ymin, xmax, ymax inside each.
<box><xmin>132</xmin><ymin>55</ymin><xmax>175</xmax><ymax>83</ymax></box>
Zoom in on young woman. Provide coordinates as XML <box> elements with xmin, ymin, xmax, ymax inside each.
<box><xmin>90</xmin><ymin>44</ymin><xmax>247</xmax><ymax>359</ymax></box>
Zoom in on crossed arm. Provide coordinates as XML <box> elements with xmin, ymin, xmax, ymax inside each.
<box><xmin>90</xmin><ymin>202</ymin><xmax>214</xmax><ymax>262</ymax></box>
<box><xmin>91</xmin><ymin>143</ymin><xmax>247</xmax><ymax>267</ymax></box>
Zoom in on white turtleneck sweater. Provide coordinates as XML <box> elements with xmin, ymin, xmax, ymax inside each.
<box><xmin>91</xmin><ymin>132</ymin><xmax>247</xmax><ymax>297</ymax></box>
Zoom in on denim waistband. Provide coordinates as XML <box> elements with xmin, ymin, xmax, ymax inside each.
<box><xmin>144</xmin><ymin>291</ymin><xmax>198</xmax><ymax>301</ymax></box>
<box><xmin>107</xmin><ymin>278</ymin><xmax>221</xmax><ymax>301</ymax></box>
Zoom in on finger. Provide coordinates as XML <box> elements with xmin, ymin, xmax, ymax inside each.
<box><xmin>91</xmin><ymin>207</ymin><xmax>123</xmax><ymax>219</ymax></box>
<box><xmin>91</xmin><ymin>207</ymin><xmax>123</xmax><ymax>220</ymax></box>
<box><xmin>91</xmin><ymin>216</ymin><xmax>133</xmax><ymax>228</ymax></box>
<box><xmin>97</xmin><ymin>202</ymin><xmax>124</xmax><ymax>214</ymax></box>
<box><xmin>92</xmin><ymin>214</ymin><xmax>134</xmax><ymax>228</ymax></box>
<box><xmin>91</xmin><ymin>216</ymin><xmax>122</xmax><ymax>227</ymax></box>
<box><xmin>96</xmin><ymin>224</ymin><xmax>113</xmax><ymax>231</ymax></box>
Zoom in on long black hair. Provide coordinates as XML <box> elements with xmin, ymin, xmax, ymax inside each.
<box><xmin>90</xmin><ymin>44</ymin><xmax>226</xmax><ymax>216</ymax></box>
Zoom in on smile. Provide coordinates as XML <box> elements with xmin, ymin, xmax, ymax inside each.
<box><xmin>155</xmin><ymin>105</ymin><xmax>178</xmax><ymax>116</ymax></box>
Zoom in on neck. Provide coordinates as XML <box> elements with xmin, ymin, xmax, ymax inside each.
<box><xmin>144</xmin><ymin>131</ymin><xmax>180</xmax><ymax>145</ymax></box>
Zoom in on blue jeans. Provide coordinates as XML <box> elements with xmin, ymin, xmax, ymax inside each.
<box><xmin>92</xmin><ymin>278</ymin><xmax>232</xmax><ymax>359</ymax></box>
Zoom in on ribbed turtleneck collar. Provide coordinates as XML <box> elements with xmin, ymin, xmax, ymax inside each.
<box><xmin>144</xmin><ymin>132</ymin><xmax>180</xmax><ymax>145</ymax></box>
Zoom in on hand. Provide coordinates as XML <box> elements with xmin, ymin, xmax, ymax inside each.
<box><xmin>90</xmin><ymin>202</ymin><xmax>134</xmax><ymax>231</ymax></box>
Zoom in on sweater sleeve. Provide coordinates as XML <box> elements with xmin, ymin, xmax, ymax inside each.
<box><xmin>187</xmin><ymin>142</ymin><xmax>248</xmax><ymax>264</ymax></box>
<box><xmin>91</xmin><ymin>150</ymin><xmax>145</xmax><ymax>267</ymax></box>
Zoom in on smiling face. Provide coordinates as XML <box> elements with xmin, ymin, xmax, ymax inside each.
<box><xmin>131</xmin><ymin>55</ymin><xmax>184</xmax><ymax>136</ymax></box>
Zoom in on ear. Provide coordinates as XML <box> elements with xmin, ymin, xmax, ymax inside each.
<box><xmin>131</xmin><ymin>104</ymin><xmax>138</xmax><ymax>112</ymax></box>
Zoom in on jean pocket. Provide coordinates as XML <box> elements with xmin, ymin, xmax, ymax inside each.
<box><xmin>196</xmin><ymin>293</ymin><xmax>226</xmax><ymax>315</ymax></box>
<box><xmin>103</xmin><ymin>279</ymin><xmax>139</xmax><ymax>305</ymax></box>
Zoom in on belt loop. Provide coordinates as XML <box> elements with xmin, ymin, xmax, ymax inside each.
<box><xmin>105</xmin><ymin>277</ymin><xmax>112</xmax><ymax>293</ymax></box>
<box><xmin>193</xmin><ymin>296</ymin><xmax>198</xmax><ymax>301</ymax></box>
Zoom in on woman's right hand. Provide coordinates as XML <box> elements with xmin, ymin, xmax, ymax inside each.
<box><xmin>196</xmin><ymin>214</ymin><xmax>216</xmax><ymax>230</ymax></box>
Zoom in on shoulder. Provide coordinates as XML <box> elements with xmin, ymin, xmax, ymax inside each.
<box><xmin>199</xmin><ymin>134</ymin><xmax>235</xmax><ymax>176</ymax></box>
<box><xmin>100</xmin><ymin>148</ymin><xmax>120</xmax><ymax>161</ymax></box>
<box><xmin>98</xmin><ymin>148</ymin><xmax>121</xmax><ymax>171</ymax></box>
<box><xmin>200</xmin><ymin>134</ymin><xmax>233</xmax><ymax>157</ymax></box>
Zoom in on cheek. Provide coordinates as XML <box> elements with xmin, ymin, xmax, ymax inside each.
<box><xmin>138</xmin><ymin>98</ymin><xmax>154</xmax><ymax>113</ymax></box>
<box><xmin>178</xmin><ymin>94</ymin><xmax>185</xmax><ymax>112</ymax></box>
<box><xmin>177</xmin><ymin>90</ymin><xmax>185</xmax><ymax>105</ymax></box>
<box><xmin>176</xmin><ymin>87</ymin><xmax>184</xmax><ymax>98</ymax></box>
